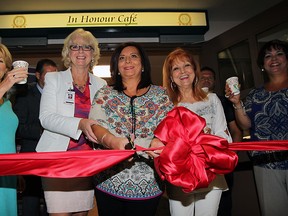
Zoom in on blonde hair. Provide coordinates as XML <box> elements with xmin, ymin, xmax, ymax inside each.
<box><xmin>62</xmin><ymin>28</ymin><xmax>100</xmax><ymax>72</ymax></box>
<box><xmin>0</xmin><ymin>44</ymin><xmax>12</xmax><ymax>71</ymax></box>
<box><xmin>162</xmin><ymin>48</ymin><xmax>207</xmax><ymax>105</ymax></box>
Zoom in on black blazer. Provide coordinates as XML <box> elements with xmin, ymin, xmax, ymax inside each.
<box><xmin>13</xmin><ymin>84</ymin><xmax>42</xmax><ymax>152</ymax></box>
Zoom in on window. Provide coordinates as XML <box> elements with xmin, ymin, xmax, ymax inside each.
<box><xmin>217</xmin><ymin>40</ymin><xmax>254</xmax><ymax>93</ymax></box>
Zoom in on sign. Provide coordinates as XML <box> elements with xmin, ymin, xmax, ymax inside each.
<box><xmin>0</xmin><ymin>12</ymin><xmax>207</xmax><ymax>29</ymax></box>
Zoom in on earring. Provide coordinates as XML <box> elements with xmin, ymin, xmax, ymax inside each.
<box><xmin>118</xmin><ymin>72</ymin><xmax>120</xmax><ymax>75</ymax></box>
<box><xmin>170</xmin><ymin>81</ymin><xmax>177</xmax><ymax>92</ymax></box>
<box><xmin>261</xmin><ymin>68</ymin><xmax>265</xmax><ymax>72</ymax></box>
<box><xmin>90</xmin><ymin>58</ymin><xmax>94</xmax><ymax>67</ymax></box>
<box><xmin>141</xmin><ymin>68</ymin><xmax>144</xmax><ymax>73</ymax></box>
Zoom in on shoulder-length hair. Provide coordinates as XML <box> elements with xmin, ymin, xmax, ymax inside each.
<box><xmin>162</xmin><ymin>48</ymin><xmax>207</xmax><ymax>105</ymax></box>
<box><xmin>110</xmin><ymin>42</ymin><xmax>152</xmax><ymax>92</ymax></box>
<box><xmin>0</xmin><ymin>44</ymin><xmax>12</xmax><ymax>71</ymax></box>
<box><xmin>62</xmin><ymin>28</ymin><xmax>100</xmax><ymax>72</ymax></box>
<box><xmin>257</xmin><ymin>39</ymin><xmax>288</xmax><ymax>69</ymax></box>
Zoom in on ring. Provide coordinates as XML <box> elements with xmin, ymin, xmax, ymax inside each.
<box><xmin>224</xmin><ymin>94</ymin><xmax>230</xmax><ymax>98</ymax></box>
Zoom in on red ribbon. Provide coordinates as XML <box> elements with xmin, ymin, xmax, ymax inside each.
<box><xmin>0</xmin><ymin>150</ymin><xmax>135</xmax><ymax>178</ymax></box>
<box><xmin>153</xmin><ymin>107</ymin><xmax>288</xmax><ymax>192</ymax></box>
<box><xmin>154</xmin><ymin>106</ymin><xmax>238</xmax><ymax>192</ymax></box>
<box><xmin>0</xmin><ymin>107</ymin><xmax>287</xmax><ymax>193</ymax></box>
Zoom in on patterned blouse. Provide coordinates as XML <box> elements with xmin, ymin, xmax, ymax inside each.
<box><xmin>89</xmin><ymin>85</ymin><xmax>173</xmax><ymax>200</ymax></box>
<box><xmin>245</xmin><ymin>87</ymin><xmax>288</xmax><ymax>169</ymax></box>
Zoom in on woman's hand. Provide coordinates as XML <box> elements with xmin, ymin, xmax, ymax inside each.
<box><xmin>145</xmin><ymin>138</ymin><xmax>165</xmax><ymax>159</ymax></box>
<box><xmin>78</xmin><ymin>118</ymin><xmax>99</xmax><ymax>143</ymax></box>
<box><xmin>225</xmin><ymin>83</ymin><xmax>241</xmax><ymax>105</ymax></box>
<box><xmin>0</xmin><ymin>68</ymin><xmax>28</xmax><ymax>96</ymax></box>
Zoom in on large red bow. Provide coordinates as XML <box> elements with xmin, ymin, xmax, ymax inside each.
<box><xmin>154</xmin><ymin>106</ymin><xmax>238</xmax><ymax>193</ymax></box>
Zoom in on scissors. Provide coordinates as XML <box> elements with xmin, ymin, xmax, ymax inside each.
<box><xmin>125</xmin><ymin>135</ymin><xmax>135</xmax><ymax>150</ymax></box>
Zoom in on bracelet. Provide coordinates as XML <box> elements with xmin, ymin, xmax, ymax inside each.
<box><xmin>233</xmin><ymin>100</ymin><xmax>244</xmax><ymax>110</ymax></box>
<box><xmin>101</xmin><ymin>133</ymin><xmax>108</xmax><ymax>144</ymax></box>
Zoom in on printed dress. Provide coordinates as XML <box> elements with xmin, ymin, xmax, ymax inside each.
<box><xmin>245</xmin><ymin>87</ymin><xmax>288</xmax><ymax>169</ymax></box>
<box><xmin>89</xmin><ymin>85</ymin><xmax>173</xmax><ymax>200</ymax></box>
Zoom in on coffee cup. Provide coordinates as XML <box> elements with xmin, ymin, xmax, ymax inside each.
<box><xmin>201</xmin><ymin>87</ymin><xmax>209</xmax><ymax>93</ymax></box>
<box><xmin>226</xmin><ymin>76</ymin><xmax>240</xmax><ymax>95</ymax></box>
<box><xmin>12</xmin><ymin>60</ymin><xmax>29</xmax><ymax>84</ymax></box>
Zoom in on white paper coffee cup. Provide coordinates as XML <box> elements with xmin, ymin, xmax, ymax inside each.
<box><xmin>201</xmin><ymin>87</ymin><xmax>209</xmax><ymax>93</ymax></box>
<box><xmin>226</xmin><ymin>76</ymin><xmax>240</xmax><ymax>95</ymax></box>
<box><xmin>12</xmin><ymin>60</ymin><xmax>29</xmax><ymax>84</ymax></box>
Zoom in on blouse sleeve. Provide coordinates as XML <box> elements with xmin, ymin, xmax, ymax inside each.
<box><xmin>89</xmin><ymin>86</ymin><xmax>108</xmax><ymax>129</ymax></box>
<box><xmin>155</xmin><ymin>87</ymin><xmax>174</xmax><ymax>126</ymax></box>
<box><xmin>211</xmin><ymin>94</ymin><xmax>232</xmax><ymax>143</ymax></box>
<box><xmin>39</xmin><ymin>72</ymin><xmax>82</xmax><ymax>140</ymax></box>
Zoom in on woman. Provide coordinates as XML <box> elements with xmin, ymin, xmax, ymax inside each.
<box><xmin>35</xmin><ymin>28</ymin><xmax>106</xmax><ymax>216</ymax></box>
<box><xmin>89</xmin><ymin>42</ymin><xmax>173</xmax><ymax>216</ymax></box>
<box><xmin>0</xmin><ymin>43</ymin><xmax>28</xmax><ymax>216</ymax></box>
<box><xmin>226</xmin><ymin>39</ymin><xmax>288</xmax><ymax>216</ymax></box>
<box><xmin>162</xmin><ymin>48</ymin><xmax>232</xmax><ymax>216</ymax></box>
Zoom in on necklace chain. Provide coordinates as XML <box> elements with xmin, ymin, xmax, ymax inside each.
<box><xmin>73</xmin><ymin>82</ymin><xmax>86</xmax><ymax>91</ymax></box>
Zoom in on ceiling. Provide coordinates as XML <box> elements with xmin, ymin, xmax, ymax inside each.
<box><xmin>0</xmin><ymin>0</ymin><xmax>284</xmax><ymax>53</ymax></box>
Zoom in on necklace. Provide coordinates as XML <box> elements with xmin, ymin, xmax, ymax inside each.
<box><xmin>73</xmin><ymin>82</ymin><xmax>86</xmax><ymax>92</ymax></box>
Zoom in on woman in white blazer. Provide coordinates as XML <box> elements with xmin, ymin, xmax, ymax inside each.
<box><xmin>36</xmin><ymin>28</ymin><xmax>106</xmax><ymax>216</ymax></box>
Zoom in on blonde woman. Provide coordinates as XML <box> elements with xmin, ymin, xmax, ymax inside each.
<box><xmin>0</xmin><ymin>43</ymin><xmax>28</xmax><ymax>216</ymax></box>
<box><xmin>36</xmin><ymin>28</ymin><xmax>106</xmax><ymax>216</ymax></box>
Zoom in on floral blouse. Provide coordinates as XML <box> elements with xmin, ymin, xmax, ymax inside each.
<box><xmin>89</xmin><ymin>85</ymin><xmax>173</xmax><ymax>199</ymax></box>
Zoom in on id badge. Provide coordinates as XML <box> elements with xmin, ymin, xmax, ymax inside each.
<box><xmin>65</xmin><ymin>90</ymin><xmax>75</xmax><ymax>104</ymax></box>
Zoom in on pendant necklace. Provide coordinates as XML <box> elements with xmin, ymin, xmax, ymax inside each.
<box><xmin>73</xmin><ymin>82</ymin><xmax>86</xmax><ymax>92</ymax></box>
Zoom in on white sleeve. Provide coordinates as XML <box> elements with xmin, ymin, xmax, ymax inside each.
<box><xmin>39</xmin><ymin>72</ymin><xmax>82</xmax><ymax>140</ymax></box>
<box><xmin>211</xmin><ymin>94</ymin><xmax>232</xmax><ymax>143</ymax></box>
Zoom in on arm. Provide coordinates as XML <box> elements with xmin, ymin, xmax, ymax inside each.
<box><xmin>39</xmin><ymin>72</ymin><xmax>97</xmax><ymax>140</ymax></box>
<box><xmin>220</xmin><ymin>96</ymin><xmax>243</xmax><ymax>142</ymax></box>
<box><xmin>0</xmin><ymin>68</ymin><xmax>28</xmax><ymax>99</ymax></box>
<box><xmin>91</xmin><ymin>124</ymin><xmax>128</xmax><ymax>150</ymax></box>
<box><xmin>213</xmin><ymin>94</ymin><xmax>232</xmax><ymax>142</ymax></box>
<box><xmin>225</xmin><ymin>84</ymin><xmax>251</xmax><ymax>130</ymax></box>
<box><xmin>89</xmin><ymin>88</ymin><xmax>128</xmax><ymax>149</ymax></box>
<box><xmin>228</xmin><ymin>120</ymin><xmax>243</xmax><ymax>142</ymax></box>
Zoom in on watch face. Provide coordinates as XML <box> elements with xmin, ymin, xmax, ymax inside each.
<box><xmin>179</xmin><ymin>14</ymin><xmax>191</xmax><ymax>25</ymax></box>
<box><xmin>13</xmin><ymin>16</ymin><xmax>26</xmax><ymax>27</ymax></box>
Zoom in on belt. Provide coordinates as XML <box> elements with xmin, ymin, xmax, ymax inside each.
<box><xmin>250</xmin><ymin>151</ymin><xmax>288</xmax><ymax>165</ymax></box>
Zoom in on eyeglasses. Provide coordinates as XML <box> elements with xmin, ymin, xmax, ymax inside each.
<box><xmin>69</xmin><ymin>44</ymin><xmax>94</xmax><ymax>51</ymax></box>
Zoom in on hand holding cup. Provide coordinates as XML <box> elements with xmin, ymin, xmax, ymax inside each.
<box><xmin>12</xmin><ymin>60</ymin><xmax>29</xmax><ymax>84</ymax></box>
<box><xmin>225</xmin><ymin>76</ymin><xmax>241</xmax><ymax>104</ymax></box>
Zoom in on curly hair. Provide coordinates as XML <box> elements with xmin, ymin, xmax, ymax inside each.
<box><xmin>61</xmin><ymin>28</ymin><xmax>100</xmax><ymax>72</ymax></box>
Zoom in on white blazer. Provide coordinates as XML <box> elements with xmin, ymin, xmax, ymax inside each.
<box><xmin>36</xmin><ymin>68</ymin><xmax>107</xmax><ymax>152</ymax></box>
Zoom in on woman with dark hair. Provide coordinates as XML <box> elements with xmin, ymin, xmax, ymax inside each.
<box><xmin>89</xmin><ymin>42</ymin><xmax>173</xmax><ymax>216</ymax></box>
<box><xmin>226</xmin><ymin>39</ymin><xmax>288</xmax><ymax>216</ymax></box>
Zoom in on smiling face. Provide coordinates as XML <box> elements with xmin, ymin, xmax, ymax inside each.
<box><xmin>68</xmin><ymin>36</ymin><xmax>93</xmax><ymax>69</ymax></box>
<box><xmin>199</xmin><ymin>70</ymin><xmax>215</xmax><ymax>91</ymax></box>
<box><xmin>118</xmin><ymin>46</ymin><xmax>142</xmax><ymax>80</ymax></box>
<box><xmin>263</xmin><ymin>47</ymin><xmax>288</xmax><ymax>75</ymax></box>
<box><xmin>171</xmin><ymin>57</ymin><xmax>195</xmax><ymax>89</ymax></box>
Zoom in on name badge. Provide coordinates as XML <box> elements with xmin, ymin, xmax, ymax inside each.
<box><xmin>65</xmin><ymin>90</ymin><xmax>75</xmax><ymax>104</ymax></box>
